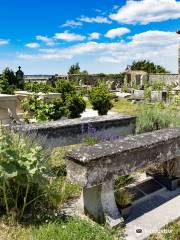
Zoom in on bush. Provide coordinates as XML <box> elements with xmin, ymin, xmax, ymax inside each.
<box><xmin>151</xmin><ymin>80</ymin><xmax>165</xmax><ymax>91</ymax></box>
<box><xmin>0</xmin><ymin>127</ymin><xmax>51</xmax><ymax>219</ymax></box>
<box><xmin>65</xmin><ymin>94</ymin><xmax>86</xmax><ymax>118</ymax></box>
<box><xmin>0</xmin><ymin>68</ymin><xmax>18</xmax><ymax>94</ymax></box>
<box><xmin>55</xmin><ymin>79</ymin><xmax>76</xmax><ymax>101</ymax></box>
<box><xmin>21</xmin><ymin>95</ymin><xmax>67</xmax><ymax>122</ymax></box>
<box><xmin>89</xmin><ymin>83</ymin><xmax>113</xmax><ymax>115</ymax></box>
<box><xmin>24</xmin><ymin>82</ymin><xmax>54</xmax><ymax>93</ymax></box>
<box><xmin>136</xmin><ymin>104</ymin><xmax>172</xmax><ymax>134</ymax></box>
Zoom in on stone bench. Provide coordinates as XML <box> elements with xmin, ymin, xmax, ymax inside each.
<box><xmin>66</xmin><ymin>128</ymin><xmax>180</xmax><ymax>227</ymax></box>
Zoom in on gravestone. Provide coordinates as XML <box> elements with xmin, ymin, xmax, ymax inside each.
<box><xmin>16</xmin><ymin>66</ymin><xmax>24</xmax><ymax>88</ymax></box>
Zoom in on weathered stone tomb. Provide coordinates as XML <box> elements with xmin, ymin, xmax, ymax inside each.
<box><xmin>66</xmin><ymin>128</ymin><xmax>180</xmax><ymax>227</ymax></box>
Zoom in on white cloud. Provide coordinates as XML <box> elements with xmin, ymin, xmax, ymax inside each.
<box><xmin>0</xmin><ymin>39</ymin><xmax>9</xmax><ymax>45</ymax></box>
<box><xmin>18</xmin><ymin>31</ymin><xmax>180</xmax><ymax>73</ymax></box>
<box><xmin>78</xmin><ymin>16</ymin><xmax>112</xmax><ymax>24</ymax></box>
<box><xmin>110</xmin><ymin>0</ymin><xmax>180</xmax><ymax>24</ymax></box>
<box><xmin>62</xmin><ymin>20</ymin><xmax>83</xmax><ymax>28</ymax></box>
<box><xmin>25</xmin><ymin>43</ymin><xmax>40</xmax><ymax>48</ymax></box>
<box><xmin>105</xmin><ymin>27</ymin><xmax>130</xmax><ymax>39</ymax></box>
<box><xmin>54</xmin><ymin>31</ymin><xmax>86</xmax><ymax>41</ymax></box>
<box><xmin>88</xmin><ymin>32</ymin><xmax>100</xmax><ymax>40</ymax></box>
<box><xmin>36</xmin><ymin>35</ymin><xmax>55</xmax><ymax>46</ymax></box>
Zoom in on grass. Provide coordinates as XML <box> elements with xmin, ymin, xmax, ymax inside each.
<box><xmin>0</xmin><ymin>217</ymin><xmax>123</xmax><ymax>240</ymax></box>
<box><xmin>147</xmin><ymin>218</ymin><xmax>180</xmax><ymax>240</ymax></box>
<box><xmin>86</xmin><ymin>98</ymin><xmax>141</xmax><ymax>116</ymax></box>
<box><xmin>112</xmin><ymin>99</ymin><xmax>140</xmax><ymax>116</ymax></box>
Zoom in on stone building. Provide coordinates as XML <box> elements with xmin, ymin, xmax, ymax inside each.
<box><xmin>124</xmin><ymin>70</ymin><xmax>148</xmax><ymax>87</ymax></box>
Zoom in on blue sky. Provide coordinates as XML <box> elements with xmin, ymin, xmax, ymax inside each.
<box><xmin>0</xmin><ymin>0</ymin><xmax>180</xmax><ymax>74</ymax></box>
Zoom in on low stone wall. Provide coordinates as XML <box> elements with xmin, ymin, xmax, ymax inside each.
<box><xmin>9</xmin><ymin>115</ymin><xmax>136</xmax><ymax>147</ymax></box>
<box><xmin>149</xmin><ymin>74</ymin><xmax>179</xmax><ymax>86</ymax></box>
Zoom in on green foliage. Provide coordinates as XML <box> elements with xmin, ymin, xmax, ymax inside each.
<box><xmin>144</xmin><ymin>84</ymin><xmax>152</xmax><ymax>101</ymax></box>
<box><xmin>148</xmin><ymin>218</ymin><xmax>180</xmax><ymax>240</ymax></box>
<box><xmin>0</xmin><ymin>127</ymin><xmax>51</xmax><ymax>219</ymax></box>
<box><xmin>115</xmin><ymin>175</ymin><xmax>136</xmax><ymax>190</ymax></box>
<box><xmin>151</xmin><ymin>80</ymin><xmax>165</xmax><ymax>91</ymax></box>
<box><xmin>24</xmin><ymin>82</ymin><xmax>54</xmax><ymax>93</ymax></box>
<box><xmin>136</xmin><ymin>104</ymin><xmax>173</xmax><ymax>134</ymax></box>
<box><xmin>121</xmin><ymin>85</ymin><xmax>132</xmax><ymax>93</ymax></box>
<box><xmin>10</xmin><ymin>217</ymin><xmax>120</xmax><ymax>240</ymax></box>
<box><xmin>0</xmin><ymin>68</ymin><xmax>18</xmax><ymax>94</ymax></box>
<box><xmin>50</xmin><ymin>147</ymin><xmax>67</xmax><ymax>176</ymax></box>
<box><xmin>65</xmin><ymin>94</ymin><xmax>86</xmax><ymax>118</ymax></box>
<box><xmin>129</xmin><ymin>60</ymin><xmax>168</xmax><ymax>73</ymax></box>
<box><xmin>115</xmin><ymin>189</ymin><xmax>133</xmax><ymax>208</ymax></box>
<box><xmin>55</xmin><ymin>79</ymin><xmax>86</xmax><ymax>118</ymax></box>
<box><xmin>83</xmin><ymin>136</ymin><xmax>99</xmax><ymax>145</ymax></box>
<box><xmin>21</xmin><ymin>95</ymin><xmax>67</xmax><ymax>122</ymax></box>
<box><xmin>55</xmin><ymin>79</ymin><xmax>76</xmax><ymax>100</ymax></box>
<box><xmin>68</xmin><ymin>63</ymin><xmax>81</xmax><ymax>75</ymax></box>
<box><xmin>89</xmin><ymin>82</ymin><xmax>113</xmax><ymax>115</ymax></box>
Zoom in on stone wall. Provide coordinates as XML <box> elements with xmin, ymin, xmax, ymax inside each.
<box><xmin>9</xmin><ymin>115</ymin><xmax>136</xmax><ymax>147</ymax></box>
<box><xmin>149</xmin><ymin>74</ymin><xmax>179</xmax><ymax>86</ymax></box>
<box><xmin>67</xmin><ymin>74</ymin><xmax>124</xmax><ymax>86</ymax></box>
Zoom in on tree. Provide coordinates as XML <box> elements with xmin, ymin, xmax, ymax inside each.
<box><xmin>68</xmin><ymin>63</ymin><xmax>88</xmax><ymax>75</ymax></box>
<box><xmin>68</xmin><ymin>63</ymin><xmax>81</xmax><ymax>75</ymax></box>
<box><xmin>2</xmin><ymin>67</ymin><xmax>18</xmax><ymax>86</ymax></box>
<box><xmin>0</xmin><ymin>68</ymin><xmax>18</xmax><ymax>94</ymax></box>
<box><xmin>128</xmin><ymin>60</ymin><xmax>168</xmax><ymax>73</ymax></box>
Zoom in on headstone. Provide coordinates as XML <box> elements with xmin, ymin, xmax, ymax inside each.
<box><xmin>16</xmin><ymin>66</ymin><xmax>24</xmax><ymax>88</ymax></box>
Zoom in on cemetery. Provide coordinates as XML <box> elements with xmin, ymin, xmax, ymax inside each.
<box><xmin>0</xmin><ymin>6</ymin><xmax>180</xmax><ymax>239</ymax></box>
<box><xmin>0</xmin><ymin>57</ymin><xmax>179</xmax><ymax>239</ymax></box>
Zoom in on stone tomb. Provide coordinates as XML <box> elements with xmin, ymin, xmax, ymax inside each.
<box><xmin>0</xmin><ymin>94</ymin><xmax>19</xmax><ymax>124</ymax></box>
<box><xmin>66</xmin><ymin>128</ymin><xmax>180</xmax><ymax>227</ymax></box>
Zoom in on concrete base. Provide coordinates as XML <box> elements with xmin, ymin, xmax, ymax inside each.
<box><xmin>79</xmin><ymin>180</ymin><xmax>124</xmax><ymax>228</ymax></box>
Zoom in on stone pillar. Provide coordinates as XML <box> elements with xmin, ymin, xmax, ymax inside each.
<box><xmin>78</xmin><ymin>180</ymin><xmax>124</xmax><ymax>228</ymax></box>
<box><xmin>173</xmin><ymin>157</ymin><xmax>180</xmax><ymax>177</ymax></box>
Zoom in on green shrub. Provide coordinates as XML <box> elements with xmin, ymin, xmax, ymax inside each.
<box><xmin>89</xmin><ymin>83</ymin><xmax>113</xmax><ymax>115</ymax></box>
<box><xmin>55</xmin><ymin>79</ymin><xmax>76</xmax><ymax>101</ymax></box>
<box><xmin>151</xmin><ymin>80</ymin><xmax>165</xmax><ymax>91</ymax></box>
<box><xmin>0</xmin><ymin>68</ymin><xmax>19</xmax><ymax>93</ymax></box>
<box><xmin>65</xmin><ymin>94</ymin><xmax>86</xmax><ymax>118</ymax></box>
<box><xmin>21</xmin><ymin>95</ymin><xmax>67</xmax><ymax>122</ymax></box>
<box><xmin>24</xmin><ymin>82</ymin><xmax>54</xmax><ymax>93</ymax></box>
<box><xmin>136</xmin><ymin>104</ymin><xmax>172</xmax><ymax>134</ymax></box>
<box><xmin>0</xmin><ymin>127</ymin><xmax>51</xmax><ymax>219</ymax></box>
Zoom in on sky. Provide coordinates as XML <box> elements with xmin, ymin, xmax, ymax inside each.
<box><xmin>0</xmin><ymin>0</ymin><xmax>180</xmax><ymax>74</ymax></box>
